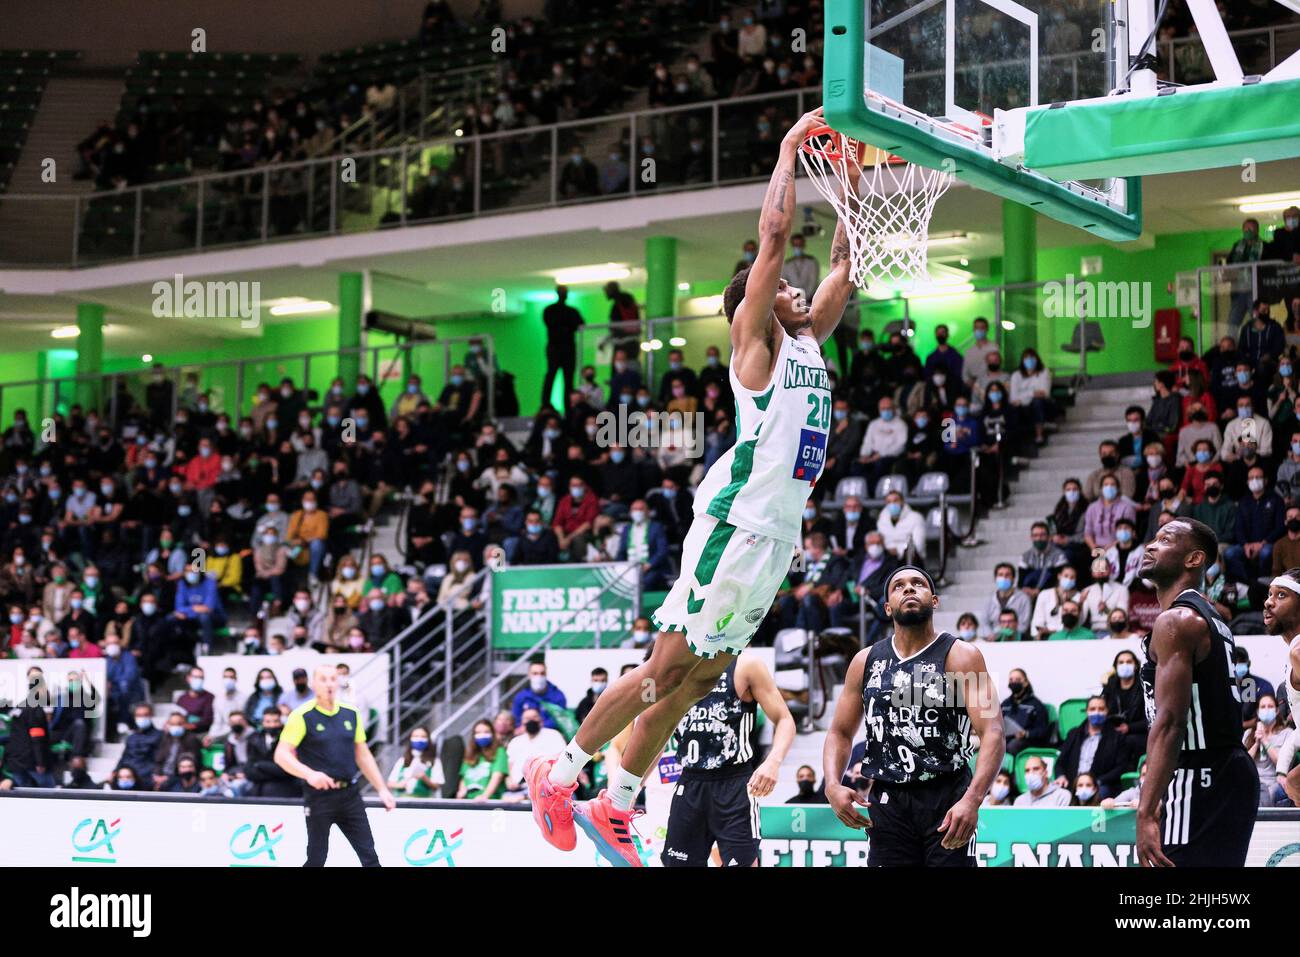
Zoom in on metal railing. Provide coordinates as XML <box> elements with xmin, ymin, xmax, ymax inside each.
<box><xmin>0</xmin><ymin>330</ymin><xmax>497</xmax><ymax>430</ymax></box>
<box><xmin>1181</xmin><ymin>259</ymin><xmax>1300</xmax><ymax>354</ymax></box>
<box><xmin>425</xmin><ymin>562</ymin><xmax>641</xmax><ymax>748</ymax></box>
<box><xmin>0</xmin><ymin>85</ymin><xmax>824</xmax><ymax>267</ymax></box>
<box><xmin>2</xmin><ymin>21</ymin><xmax>1295</xmax><ymax>268</ymax></box>
<box><xmin>347</xmin><ymin>566</ymin><xmax>493</xmax><ymax>745</ymax></box>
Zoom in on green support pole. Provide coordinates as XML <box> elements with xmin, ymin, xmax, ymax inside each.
<box><xmin>1001</xmin><ymin>200</ymin><xmax>1037</xmax><ymax>361</ymax></box>
<box><xmin>644</xmin><ymin>237</ymin><xmax>678</xmax><ymax>379</ymax></box>
<box><xmin>338</xmin><ymin>272</ymin><xmax>364</xmax><ymax>388</ymax></box>
<box><xmin>75</xmin><ymin>303</ymin><xmax>105</xmax><ymax>412</ymax></box>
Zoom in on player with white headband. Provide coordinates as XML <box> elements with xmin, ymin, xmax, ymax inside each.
<box><xmin>1261</xmin><ymin>569</ymin><xmax>1300</xmax><ymax>741</ymax></box>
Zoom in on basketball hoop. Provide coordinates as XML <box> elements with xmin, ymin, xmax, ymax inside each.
<box><xmin>799</xmin><ymin>125</ymin><xmax>953</xmax><ymax>289</ymax></box>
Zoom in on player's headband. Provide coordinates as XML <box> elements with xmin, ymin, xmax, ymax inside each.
<box><xmin>1269</xmin><ymin>576</ymin><xmax>1300</xmax><ymax>596</ymax></box>
<box><xmin>885</xmin><ymin>564</ymin><xmax>936</xmax><ymax>596</ymax></box>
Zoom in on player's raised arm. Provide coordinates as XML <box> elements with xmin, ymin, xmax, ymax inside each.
<box><xmin>1137</xmin><ymin>607</ymin><xmax>1198</xmax><ymax>867</ymax></box>
<box><xmin>731</xmin><ymin>107</ymin><xmax>824</xmax><ymax>353</ymax></box>
<box><xmin>823</xmin><ymin>647</ymin><xmax>872</xmax><ymax>830</ymax></box>
<box><xmin>810</xmin><ymin>158</ymin><xmax>861</xmax><ymax>345</ymax></box>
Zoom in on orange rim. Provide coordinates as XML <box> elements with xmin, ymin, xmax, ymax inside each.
<box><xmin>801</xmin><ymin>125</ymin><xmax>847</xmax><ymax>163</ymax></box>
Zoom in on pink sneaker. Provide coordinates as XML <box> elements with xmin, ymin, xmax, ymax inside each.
<box><xmin>524</xmin><ymin>756</ymin><xmax>577</xmax><ymax>852</ymax></box>
<box><xmin>573</xmin><ymin>790</ymin><xmax>646</xmax><ymax>867</ymax></box>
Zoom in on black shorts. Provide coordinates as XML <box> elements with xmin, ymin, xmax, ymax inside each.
<box><xmin>663</xmin><ymin>772</ymin><xmax>760</xmax><ymax>867</ymax></box>
<box><xmin>867</xmin><ymin>771</ymin><xmax>975</xmax><ymax>868</ymax></box>
<box><xmin>1162</xmin><ymin>748</ymin><xmax>1258</xmax><ymax>867</ymax></box>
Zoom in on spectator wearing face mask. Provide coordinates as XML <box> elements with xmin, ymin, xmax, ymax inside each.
<box><xmin>173</xmin><ymin>567</ymin><xmax>225</xmax><ymax>653</ymax></box>
<box><xmin>286</xmin><ymin>491</ymin><xmax>330</xmax><ymax>585</ymax></box>
<box><xmin>1009</xmin><ymin>348</ymin><xmax>1052</xmax><ymax>446</ymax></box>
<box><xmin>876</xmin><ymin>490</ymin><xmax>925</xmax><ymax>561</ymax></box>
<box><xmin>512</xmin><ymin>509</ymin><xmax>560</xmax><ymax>565</ymax></box>
<box><xmin>1221</xmin><ymin>395</ymin><xmax>1274</xmax><ymax>462</ymax></box>
<box><xmin>1050</xmin><ymin>478</ymin><xmax>1089</xmax><ymax>571</ymax></box>
<box><xmin>1232</xmin><ymin>647</ymin><xmax>1275</xmax><ymax>730</ymax></box>
<box><xmin>962</xmin><ymin>317</ymin><xmax>997</xmax><ymax>386</ymax></box>
<box><xmin>1084</xmin><ymin>441</ymin><xmax>1136</xmax><ymax>502</ymax></box>
<box><xmin>1143</xmin><ymin>470</ymin><xmax>1188</xmax><ymax>540</ymax></box>
<box><xmin>389</xmin><ymin>726</ymin><xmax>444</xmax><ymax>798</ymax></box>
<box><xmin>1176</xmin><ymin>400</ymin><xmax>1222</xmax><ymax>468</ymax></box>
<box><xmin>781</xmin><ymin>234</ymin><xmax>819</xmax><ymax>302</ymax></box>
<box><xmin>1018</xmin><ymin>521</ymin><xmax>1068</xmax><ymax>601</ymax></box>
<box><xmin>786</xmin><ymin>765</ymin><xmax>828</xmax><ymax>804</ymax></box>
<box><xmin>175</xmin><ymin>666</ymin><xmax>216</xmax><ymax>734</ymax></box>
<box><xmin>851</xmin><ymin>531</ymin><xmax>900</xmax><ymax>644</ymax></box>
<box><xmin>152</xmin><ymin>713</ymin><xmax>203</xmax><ymax>789</ymax></box>
<box><xmin>982</xmin><ymin>769</ymin><xmax>1017</xmax><ymax>807</ymax></box>
<box><xmin>1078</xmin><ymin>556</ymin><xmax>1130</xmax><ymax>631</ymax></box>
<box><xmin>511</xmin><ymin>660</ymin><xmax>567</xmax><ymax>731</ymax></box>
<box><xmin>574</xmin><ymin>668</ymin><xmax>609</xmax><ymax>725</ymax></box>
<box><xmin>1083</xmin><ymin>474</ymin><xmax>1137</xmax><ymax>554</ymax></box>
<box><xmin>164</xmin><ymin>754</ymin><xmax>202</xmax><ymax>794</ymax></box>
<box><xmin>621</xmin><ymin>617</ymin><xmax>655</xmax><ymax>651</ymax></box>
<box><xmin>278</xmin><ymin>667</ymin><xmax>314</xmax><ymax>710</ymax></box>
<box><xmin>505</xmin><ymin>705</ymin><xmax>567</xmax><ymax>795</ymax></box>
<box><xmin>1031</xmin><ymin>567</ymin><xmax>1081</xmax><ymax>639</ymax></box>
<box><xmin>1013</xmin><ymin>754</ymin><xmax>1071</xmax><ymax>807</ymax></box>
<box><xmin>1102</xmin><ymin>518</ymin><xmax>1144</xmax><ymax>585</ymax></box>
<box><xmin>1001</xmin><ymin>668</ymin><xmax>1050</xmax><ymax>755</ymax></box>
<box><xmin>459</xmin><ymin>718</ymin><xmax>509</xmax><ymax>801</ymax></box>
<box><xmin>777</xmin><ymin>532</ymin><xmax>851</xmax><ymax>632</ymax></box>
<box><xmin>1147</xmin><ymin>371</ymin><xmax>1183</xmax><ymax>449</ymax></box>
<box><xmin>1054</xmin><ymin>696</ymin><xmax>1129</xmax><ymax>799</ymax></box>
<box><xmin>854</xmin><ymin>396</ymin><xmax>908</xmax><ymax>485</ymax></box>
<box><xmin>244</xmin><ymin>707</ymin><xmax>299</xmax><ymax>798</ymax></box>
<box><xmin>1238</xmin><ymin>298</ymin><xmax>1287</xmax><ymax>367</ymax></box>
<box><xmin>1103</xmin><ymin>650</ymin><xmax>1149</xmax><ymax>760</ymax></box>
<box><xmin>1224</xmin><ymin>467</ymin><xmax>1285</xmax><ymax>584</ymax></box>
<box><xmin>615</xmin><ymin>500</ymin><xmax>671</xmax><ymax>590</ymax></box>
<box><xmin>984</xmin><ymin>564</ymin><xmax>1031</xmax><ymax>639</ymax></box>
<box><xmin>829</xmin><ymin>493</ymin><xmax>869</xmax><ymax>557</ymax></box>
<box><xmin>1246</xmin><ymin>694</ymin><xmax>1291</xmax><ymax>807</ymax></box>
<box><xmin>1048</xmin><ymin>599</ymin><xmax>1093</xmax><ymax>641</ymax></box>
<box><xmin>437</xmin><ymin>551</ymin><xmax>478</xmax><ymax>609</ymax></box>
<box><xmin>1070</xmin><ymin>773</ymin><xmax>1102</xmax><ymax>807</ymax></box>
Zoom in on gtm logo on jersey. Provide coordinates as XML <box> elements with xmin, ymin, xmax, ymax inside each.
<box><xmin>403</xmin><ymin>827</ymin><xmax>463</xmax><ymax>867</ymax></box>
<box><xmin>793</xmin><ymin>429</ymin><xmax>826</xmax><ymax>482</ymax></box>
<box><xmin>228</xmin><ymin>822</ymin><xmax>284</xmax><ymax>866</ymax></box>
<box><xmin>71</xmin><ymin>817</ymin><xmax>121</xmax><ymax>864</ymax></box>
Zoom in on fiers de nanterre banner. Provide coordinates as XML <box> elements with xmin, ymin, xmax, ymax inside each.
<box><xmin>490</xmin><ymin>562</ymin><xmax>640</xmax><ymax>649</ymax></box>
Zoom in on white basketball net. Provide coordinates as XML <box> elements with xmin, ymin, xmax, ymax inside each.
<box><xmin>798</xmin><ymin>128</ymin><xmax>953</xmax><ymax>289</ymax></box>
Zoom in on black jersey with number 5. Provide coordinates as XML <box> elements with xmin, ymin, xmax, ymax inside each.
<box><xmin>859</xmin><ymin>632</ymin><xmax>974</xmax><ymax>784</ymax></box>
<box><xmin>1140</xmin><ymin>588</ymin><xmax>1245</xmax><ymax>759</ymax></box>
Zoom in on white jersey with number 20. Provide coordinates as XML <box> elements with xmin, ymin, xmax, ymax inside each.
<box><xmin>695</xmin><ymin>326</ymin><xmax>829</xmax><ymax>545</ymax></box>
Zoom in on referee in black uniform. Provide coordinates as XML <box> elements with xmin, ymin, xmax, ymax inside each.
<box><xmin>275</xmin><ymin>664</ymin><xmax>396</xmax><ymax>866</ymax></box>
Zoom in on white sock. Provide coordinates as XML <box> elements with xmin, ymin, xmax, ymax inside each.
<box><xmin>607</xmin><ymin>765</ymin><xmax>643</xmax><ymax>811</ymax></box>
<box><xmin>548</xmin><ymin>740</ymin><xmax>593</xmax><ymax>788</ymax></box>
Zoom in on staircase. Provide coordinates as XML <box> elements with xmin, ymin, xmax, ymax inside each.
<box><xmin>930</xmin><ymin>382</ymin><xmax>1147</xmax><ymax>636</ymax></box>
<box><xmin>0</xmin><ymin>76</ymin><xmax>124</xmax><ymax>264</ymax></box>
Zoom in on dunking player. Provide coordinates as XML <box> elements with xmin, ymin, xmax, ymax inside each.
<box><xmin>1259</xmin><ymin>568</ymin><xmax>1300</xmax><ymax>804</ymax></box>
<box><xmin>525</xmin><ymin>105</ymin><xmax>860</xmax><ymax>866</ymax></box>
<box><xmin>662</xmin><ymin>652</ymin><xmax>795</xmax><ymax>867</ymax></box>
<box><xmin>1135</xmin><ymin>518</ymin><xmax>1258</xmax><ymax>867</ymax></box>
<box><xmin>823</xmin><ymin>566</ymin><xmax>1003</xmax><ymax>866</ymax></box>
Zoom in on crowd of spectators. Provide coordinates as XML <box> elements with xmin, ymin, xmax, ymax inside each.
<box><xmin>4</xmin><ymin>208</ymin><xmax>1298</xmax><ymax>805</ymax></box>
